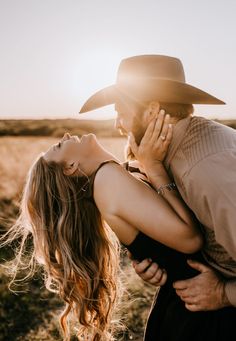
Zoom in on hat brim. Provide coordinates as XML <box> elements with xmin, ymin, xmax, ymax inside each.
<box><xmin>79</xmin><ymin>79</ymin><xmax>225</xmax><ymax>114</ymax></box>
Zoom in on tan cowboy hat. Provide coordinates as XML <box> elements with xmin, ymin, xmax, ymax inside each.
<box><xmin>79</xmin><ymin>55</ymin><xmax>225</xmax><ymax>113</ymax></box>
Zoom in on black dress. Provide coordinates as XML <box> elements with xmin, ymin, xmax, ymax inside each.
<box><xmin>90</xmin><ymin>160</ymin><xmax>236</xmax><ymax>341</ymax></box>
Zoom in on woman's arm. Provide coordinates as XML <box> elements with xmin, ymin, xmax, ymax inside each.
<box><xmin>126</xmin><ymin>159</ymin><xmax>194</xmax><ymax>233</ymax></box>
<box><xmin>93</xmin><ymin>162</ymin><xmax>203</xmax><ymax>254</ymax></box>
<box><xmin>128</xmin><ymin>110</ymin><xmax>191</xmax><ymax>222</ymax></box>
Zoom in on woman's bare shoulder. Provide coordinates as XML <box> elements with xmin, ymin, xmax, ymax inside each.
<box><xmin>94</xmin><ymin>161</ymin><xmax>128</xmax><ymax>188</ymax></box>
<box><xmin>93</xmin><ymin>161</ymin><xmax>137</xmax><ymax>213</ymax></box>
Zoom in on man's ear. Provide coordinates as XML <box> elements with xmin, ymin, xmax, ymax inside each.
<box><xmin>144</xmin><ymin>101</ymin><xmax>160</xmax><ymax>122</ymax></box>
<box><xmin>63</xmin><ymin>160</ymin><xmax>79</xmax><ymax>176</ymax></box>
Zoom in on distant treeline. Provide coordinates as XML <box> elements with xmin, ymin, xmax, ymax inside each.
<box><xmin>0</xmin><ymin>118</ymin><xmax>236</xmax><ymax>137</ymax></box>
<box><xmin>214</xmin><ymin>119</ymin><xmax>236</xmax><ymax>130</ymax></box>
<box><xmin>0</xmin><ymin>118</ymin><xmax>121</xmax><ymax>137</ymax></box>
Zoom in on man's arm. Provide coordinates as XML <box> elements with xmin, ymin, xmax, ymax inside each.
<box><xmin>173</xmin><ymin>259</ymin><xmax>231</xmax><ymax>311</ymax></box>
<box><xmin>170</xmin><ymin>150</ymin><xmax>236</xmax><ymax>310</ymax></box>
<box><xmin>129</xmin><ymin>113</ymin><xmax>236</xmax><ymax>309</ymax></box>
<box><xmin>134</xmin><ymin>153</ymin><xmax>236</xmax><ymax>309</ymax></box>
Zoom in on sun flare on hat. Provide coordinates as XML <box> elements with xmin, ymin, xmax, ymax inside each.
<box><xmin>79</xmin><ymin>55</ymin><xmax>225</xmax><ymax>114</ymax></box>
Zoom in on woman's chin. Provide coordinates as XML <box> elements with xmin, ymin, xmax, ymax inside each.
<box><xmin>82</xmin><ymin>133</ymin><xmax>97</xmax><ymax>142</ymax></box>
<box><xmin>88</xmin><ymin>133</ymin><xmax>96</xmax><ymax>139</ymax></box>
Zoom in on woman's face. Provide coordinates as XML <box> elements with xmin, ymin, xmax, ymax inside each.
<box><xmin>44</xmin><ymin>132</ymin><xmax>98</xmax><ymax>174</ymax></box>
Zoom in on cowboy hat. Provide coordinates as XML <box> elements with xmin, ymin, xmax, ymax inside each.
<box><xmin>79</xmin><ymin>54</ymin><xmax>225</xmax><ymax>113</ymax></box>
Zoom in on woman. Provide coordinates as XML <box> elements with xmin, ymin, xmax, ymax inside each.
<box><xmin>1</xmin><ymin>113</ymin><xmax>203</xmax><ymax>340</ymax></box>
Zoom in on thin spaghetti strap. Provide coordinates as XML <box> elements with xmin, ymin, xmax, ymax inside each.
<box><xmin>89</xmin><ymin>159</ymin><xmax>120</xmax><ymax>187</ymax></box>
<box><xmin>94</xmin><ymin>160</ymin><xmax>120</xmax><ymax>176</ymax></box>
<box><xmin>83</xmin><ymin>160</ymin><xmax>121</xmax><ymax>202</ymax></box>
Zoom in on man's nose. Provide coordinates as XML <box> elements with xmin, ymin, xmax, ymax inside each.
<box><xmin>115</xmin><ymin>117</ymin><xmax>121</xmax><ymax>130</ymax></box>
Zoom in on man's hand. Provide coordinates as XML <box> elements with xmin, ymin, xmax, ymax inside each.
<box><xmin>132</xmin><ymin>258</ymin><xmax>167</xmax><ymax>286</ymax></box>
<box><xmin>173</xmin><ymin>259</ymin><xmax>231</xmax><ymax>311</ymax></box>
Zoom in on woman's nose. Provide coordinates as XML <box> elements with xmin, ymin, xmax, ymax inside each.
<box><xmin>62</xmin><ymin>132</ymin><xmax>71</xmax><ymax>141</ymax></box>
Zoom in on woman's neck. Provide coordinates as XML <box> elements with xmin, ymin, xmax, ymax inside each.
<box><xmin>84</xmin><ymin>148</ymin><xmax>120</xmax><ymax>176</ymax></box>
<box><xmin>95</xmin><ymin>149</ymin><xmax>119</xmax><ymax>166</ymax></box>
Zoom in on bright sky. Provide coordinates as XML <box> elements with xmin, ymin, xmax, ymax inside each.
<box><xmin>0</xmin><ymin>0</ymin><xmax>235</xmax><ymax>120</ymax></box>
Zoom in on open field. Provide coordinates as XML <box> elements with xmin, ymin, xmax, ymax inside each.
<box><xmin>0</xmin><ymin>135</ymin><xmax>155</xmax><ymax>341</ymax></box>
<box><xmin>0</xmin><ymin>119</ymin><xmax>121</xmax><ymax>137</ymax></box>
<box><xmin>1</xmin><ymin>118</ymin><xmax>236</xmax><ymax>138</ymax></box>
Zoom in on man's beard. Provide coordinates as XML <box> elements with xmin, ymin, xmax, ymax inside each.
<box><xmin>125</xmin><ymin>119</ymin><xmax>146</xmax><ymax>160</ymax></box>
<box><xmin>132</xmin><ymin>118</ymin><xmax>146</xmax><ymax>145</ymax></box>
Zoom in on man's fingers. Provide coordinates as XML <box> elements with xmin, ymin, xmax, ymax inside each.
<box><xmin>181</xmin><ymin>296</ymin><xmax>197</xmax><ymax>304</ymax></box>
<box><xmin>187</xmin><ymin>259</ymin><xmax>210</xmax><ymax>273</ymax></box>
<box><xmin>173</xmin><ymin>278</ymin><xmax>191</xmax><ymax>290</ymax></box>
<box><xmin>176</xmin><ymin>289</ymin><xmax>196</xmax><ymax>302</ymax></box>
<box><xmin>185</xmin><ymin>303</ymin><xmax>199</xmax><ymax>312</ymax></box>
<box><xmin>173</xmin><ymin>261</ymin><xmax>210</xmax><ymax>290</ymax></box>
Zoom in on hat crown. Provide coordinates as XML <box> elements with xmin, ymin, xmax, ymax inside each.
<box><xmin>117</xmin><ymin>55</ymin><xmax>186</xmax><ymax>85</ymax></box>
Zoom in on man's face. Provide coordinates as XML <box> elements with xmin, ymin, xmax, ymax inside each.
<box><xmin>114</xmin><ymin>100</ymin><xmax>147</xmax><ymax>145</ymax></box>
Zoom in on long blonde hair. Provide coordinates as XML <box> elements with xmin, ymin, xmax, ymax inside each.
<box><xmin>1</xmin><ymin>155</ymin><xmax>122</xmax><ymax>340</ymax></box>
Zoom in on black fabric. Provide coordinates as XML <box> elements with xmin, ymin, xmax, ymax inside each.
<box><xmin>125</xmin><ymin>232</ymin><xmax>236</xmax><ymax>341</ymax></box>
<box><xmin>86</xmin><ymin>159</ymin><xmax>120</xmax><ymax>201</ymax></box>
<box><xmin>125</xmin><ymin>232</ymin><xmax>202</xmax><ymax>282</ymax></box>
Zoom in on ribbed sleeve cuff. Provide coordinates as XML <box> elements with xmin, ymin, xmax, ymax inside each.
<box><xmin>225</xmin><ymin>280</ymin><xmax>236</xmax><ymax>307</ymax></box>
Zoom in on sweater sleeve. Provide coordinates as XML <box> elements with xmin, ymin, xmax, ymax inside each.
<box><xmin>182</xmin><ymin>150</ymin><xmax>236</xmax><ymax>305</ymax></box>
<box><xmin>225</xmin><ymin>280</ymin><xmax>236</xmax><ymax>306</ymax></box>
<box><xmin>183</xmin><ymin>150</ymin><xmax>236</xmax><ymax>260</ymax></box>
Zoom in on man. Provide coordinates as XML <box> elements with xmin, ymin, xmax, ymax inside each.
<box><xmin>79</xmin><ymin>55</ymin><xmax>236</xmax><ymax>339</ymax></box>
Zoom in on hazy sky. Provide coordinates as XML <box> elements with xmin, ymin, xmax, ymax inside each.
<box><xmin>0</xmin><ymin>0</ymin><xmax>235</xmax><ymax>120</ymax></box>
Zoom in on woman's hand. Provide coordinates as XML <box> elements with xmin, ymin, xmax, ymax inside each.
<box><xmin>132</xmin><ymin>259</ymin><xmax>168</xmax><ymax>286</ymax></box>
<box><xmin>128</xmin><ymin>109</ymin><xmax>173</xmax><ymax>172</ymax></box>
<box><xmin>126</xmin><ymin>251</ymin><xmax>168</xmax><ymax>286</ymax></box>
